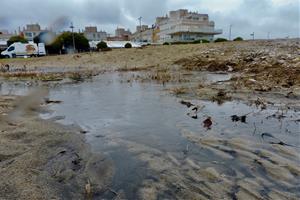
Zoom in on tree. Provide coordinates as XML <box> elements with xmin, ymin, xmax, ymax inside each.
<box><xmin>7</xmin><ymin>35</ymin><xmax>28</xmax><ymax>46</ymax></box>
<box><xmin>233</xmin><ymin>37</ymin><xmax>244</xmax><ymax>41</ymax></box>
<box><xmin>45</xmin><ymin>32</ymin><xmax>90</xmax><ymax>54</ymax></box>
<box><xmin>124</xmin><ymin>43</ymin><xmax>132</xmax><ymax>48</ymax></box>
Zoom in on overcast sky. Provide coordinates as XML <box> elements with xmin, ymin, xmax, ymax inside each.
<box><xmin>0</xmin><ymin>0</ymin><xmax>299</xmax><ymax>39</ymax></box>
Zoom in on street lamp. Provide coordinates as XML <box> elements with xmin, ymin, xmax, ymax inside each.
<box><xmin>250</xmin><ymin>32</ymin><xmax>255</xmax><ymax>40</ymax></box>
<box><xmin>138</xmin><ymin>16</ymin><xmax>142</xmax><ymax>43</ymax></box>
<box><xmin>70</xmin><ymin>22</ymin><xmax>76</xmax><ymax>53</ymax></box>
<box><xmin>229</xmin><ymin>24</ymin><xmax>232</xmax><ymax>41</ymax></box>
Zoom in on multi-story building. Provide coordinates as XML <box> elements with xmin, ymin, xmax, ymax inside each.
<box><xmin>83</xmin><ymin>26</ymin><xmax>107</xmax><ymax>41</ymax></box>
<box><xmin>156</xmin><ymin>9</ymin><xmax>222</xmax><ymax>43</ymax></box>
<box><xmin>131</xmin><ymin>25</ymin><xmax>154</xmax><ymax>43</ymax></box>
<box><xmin>0</xmin><ymin>30</ymin><xmax>15</xmax><ymax>50</ymax></box>
<box><xmin>115</xmin><ymin>27</ymin><xmax>131</xmax><ymax>38</ymax></box>
<box><xmin>107</xmin><ymin>27</ymin><xmax>132</xmax><ymax>41</ymax></box>
<box><xmin>23</xmin><ymin>23</ymin><xmax>45</xmax><ymax>41</ymax></box>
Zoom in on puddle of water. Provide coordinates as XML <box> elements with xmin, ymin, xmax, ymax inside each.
<box><xmin>3</xmin><ymin>72</ymin><xmax>300</xmax><ymax>199</ymax></box>
<box><xmin>191</xmin><ymin>71</ymin><xmax>233</xmax><ymax>84</ymax></box>
<box><xmin>0</xmin><ymin>80</ymin><xmax>32</xmax><ymax>95</ymax></box>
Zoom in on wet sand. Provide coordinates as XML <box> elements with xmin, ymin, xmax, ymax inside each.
<box><xmin>1</xmin><ymin>39</ymin><xmax>299</xmax><ymax>107</ymax></box>
<box><xmin>0</xmin><ymin>39</ymin><xmax>299</xmax><ymax>199</ymax></box>
<box><xmin>0</xmin><ymin>95</ymin><xmax>113</xmax><ymax>199</ymax></box>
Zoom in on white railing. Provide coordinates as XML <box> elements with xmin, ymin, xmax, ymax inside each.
<box><xmin>164</xmin><ymin>25</ymin><xmax>222</xmax><ymax>35</ymax></box>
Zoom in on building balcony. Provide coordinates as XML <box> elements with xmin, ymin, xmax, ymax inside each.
<box><xmin>165</xmin><ymin>25</ymin><xmax>222</xmax><ymax>35</ymax></box>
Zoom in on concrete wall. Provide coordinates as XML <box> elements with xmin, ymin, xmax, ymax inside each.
<box><xmin>84</xmin><ymin>32</ymin><xmax>107</xmax><ymax>41</ymax></box>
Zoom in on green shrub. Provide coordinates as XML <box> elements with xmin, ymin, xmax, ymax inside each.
<box><xmin>233</xmin><ymin>37</ymin><xmax>243</xmax><ymax>41</ymax></box>
<box><xmin>124</xmin><ymin>43</ymin><xmax>132</xmax><ymax>48</ymax></box>
<box><xmin>171</xmin><ymin>41</ymin><xmax>189</xmax><ymax>45</ymax></box>
<box><xmin>163</xmin><ymin>42</ymin><xmax>170</xmax><ymax>45</ymax></box>
<box><xmin>97</xmin><ymin>41</ymin><xmax>108</xmax><ymax>50</ymax></box>
<box><xmin>214</xmin><ymin>38</ymin><xmax>228</xmax><ymax>43</ymax></box>
<box><xmin>7</xmin><ymin>36</ymin><xmax>28</xmax><ymax>46</ymax></box>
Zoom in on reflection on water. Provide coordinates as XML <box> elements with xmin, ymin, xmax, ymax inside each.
<box><xmin>4</xmin><ymin>73</ymin><xmax>300</xmax><ymax>199</ymax></box>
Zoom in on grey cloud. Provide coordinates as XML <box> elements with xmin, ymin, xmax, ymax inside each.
<box><xmin>0</xmin><ymin>0</ymin><xmax>298</xmax><ymax>38</ymax></box>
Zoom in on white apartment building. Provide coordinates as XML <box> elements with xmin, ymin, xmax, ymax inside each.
<box><xmin>156</xmin><ymin>9</ymin><xmax>222</xmax><ymax>43</ymax></box>
<box><xmin>130</xmin><ymin>25</ymin><xmax>153</xmax><ymax>43</ymax></box>
<box><xmin>83</xmin><ymin>26</ymin><xmax>107</xmax><ymax>41</ymax></box>
<box><xmin>23</xmin><ymin>24</ymin><xmax>44</xmax><ymax>41</ymax></box>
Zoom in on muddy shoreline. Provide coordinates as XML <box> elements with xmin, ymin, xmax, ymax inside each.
<box><xmin>1</xmin><ymin>39</ymin><xmax>299</xmax><ymax>107</ymax></box>
<box><xmin>0</xmin><ymin>95</ymin><xmax>113</xmax><ymax>199</ymax></box>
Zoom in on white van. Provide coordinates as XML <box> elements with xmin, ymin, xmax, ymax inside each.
<box><xmin>1</xmin><ymin>42</ymin><xmax>46</xmax><ymax>58</ymax></box>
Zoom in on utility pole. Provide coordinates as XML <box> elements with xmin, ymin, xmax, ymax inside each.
<box><xmin>229</xmin><ymin>24</ymin><xmax>232</xmax><ymax>41</ymax></box>
<box><xmin>250</xmin><ymin>32</ymin><xmax>255</xmax><ymax>40</ymax></box>
<box><xmin>267</xmin><ymin>32</ymin><xmax>270</xmax><ymax>40</ymax></box>
<box><xmin>70</xmin><ymin>22</ymin><xmax>76</xmax><ymax>53</ymax></box>
<box><xmin>138</xmin><ymin>16</ymin><xmax>142</xmax><ymax>43</ymax></box>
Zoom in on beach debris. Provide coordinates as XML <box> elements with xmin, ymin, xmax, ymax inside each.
<box><xmin>203</xmin><ymin>117</ymin><xmax>212</xmax><ymax>129</ymax></box>
<box><xmin>0</xmin><ymin>64</ymin><xmax>10</xmax><ymax>72</ymax></box>
<box><xmin>248</xmin><ymin>78</ymin><xmax>257</xmax><ymax>83</ymax></box>
<box><xmin>261</xmin><ymin>133</ymin><xmax>293</xmax><ymax>147</ymax></box>
<box><xmin>5</xmin><ymin>64</ymin><xmax>10</xmax><ymax>71</ymax></box>
<box><xmin>107</xmin><ymin>187</ymin><xmax>119</xmax><ymax>196</ymax></box>
<box><xmin>212</xmin><ymin>90</ymin><xmax>231</xmax><ymax>104</ymax></box>
<box><xmin>180</xmin><ymin>100</ymin><xmax>194</xmax><ymax>108</ymax></box>
<box><xmin>183</xmin><ymin>101</ymin><xmax>205</xmax><ymax>119</ymax></box>
<box><xmin>95</xmin><ymin>135</ymin><xmax>105</xmax><ymax>138</ymax></box>
<box><xmin>285</xmin><ymin>91</ymin><xmax>298</xmax><ymax>99</ymax></box>
<box><xmin>80</xmin><ymin>130</ymin><xmax>88</xmax><ymax>134</ymax></box>
<box><xmin>58</xmin><ymin>150</ymin><xmax>67</xmax><ymax>155</ymax></box>
<box><xmin>254</xmin><ymin>98</ymin><xmax>267</xmax><ymax>110</ymax></box>
<box><xmin>183</xmin><ymin>144</ymin><xmax>189</xmax><ymax>155</ymax></box>
<box><xmin>227</xmin><ymin>66</ymin><xmax>233</xmax><ymax>72</ymax></box>
<box><xmin>290</xmin><ymin>119</ymin><xmax>300</xmax><ymax>123</ymax></box>
<box><xmin>266</xmin><ymin>112</ymin><xmax>286</xmax><ymax>120</ymax></box>
<box><xmin>187</xmin><ymin>105</ymin><xmax>204</xmax><ymax>119</ymax></box>
<box><xmin>231</xmin><ymin>114</ymin><xmax>247</xmax><ymax>123</ymax></box>
<box><xmin>85</xmin><ymin>179</ymin><xmax>91</xmax><ymax>198</ymax></box>
<box><xmin>217</xmin><ymin>90</ymin><xmax>227</xmax><ymax>97</ymax></box>
<box><xmin>44</xmin><ymin>98</ymin><xmax>62</xmax><ymax>104</ymax></box>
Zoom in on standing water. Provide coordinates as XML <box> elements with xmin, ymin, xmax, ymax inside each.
<box><xmin>2</xmin><ymin>72</ymin><xmax>299</xmax><ymax>199</ymax></box>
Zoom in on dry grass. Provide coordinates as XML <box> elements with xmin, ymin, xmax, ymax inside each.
<box><xmin>116</xmin><ymin>65</ymin><xmax>156</xmax><ymax>72</ymax></box>
<box><xmin>170</xmin><ymin>87</ymin><xmax>188</xmax><ymax>95</ymax></box>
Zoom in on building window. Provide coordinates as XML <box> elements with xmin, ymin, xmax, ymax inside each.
<box><xmin>25</xmin><ymin>32</ymin><xmax>32</xmax><ymax>37</ymax></box>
